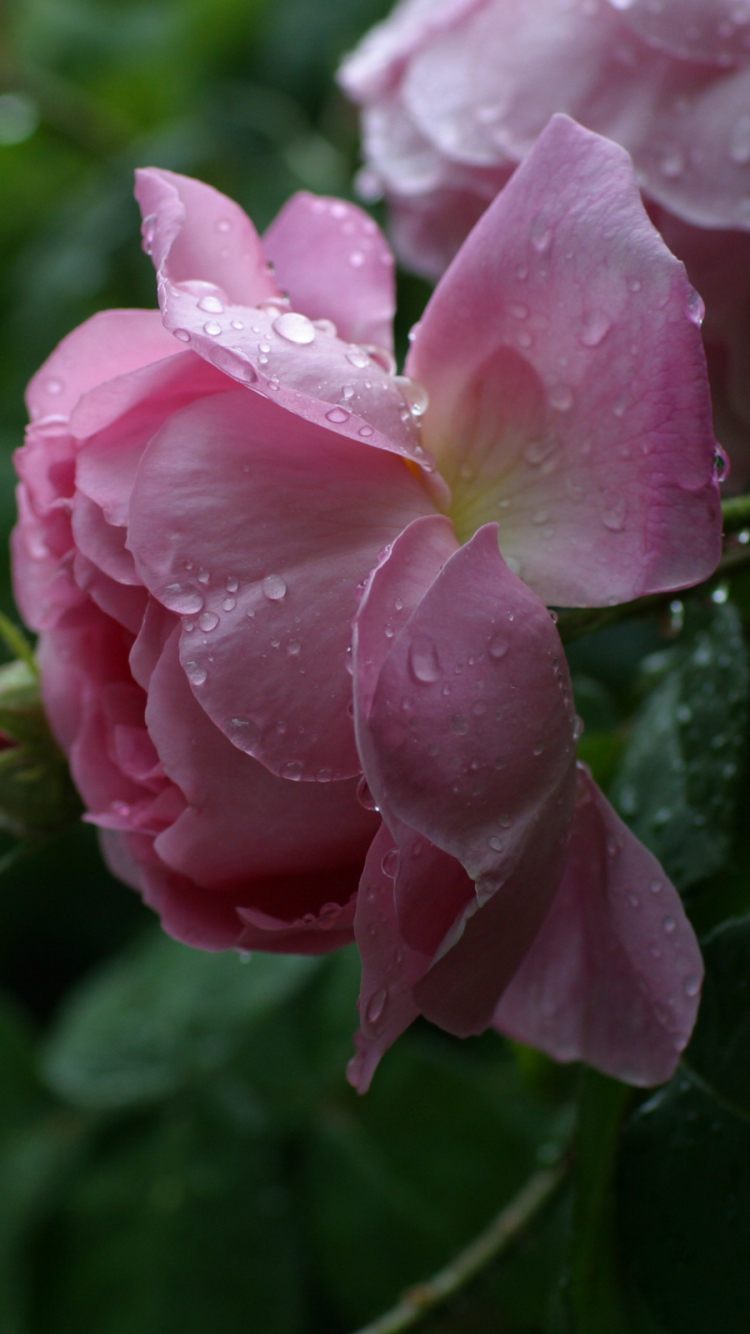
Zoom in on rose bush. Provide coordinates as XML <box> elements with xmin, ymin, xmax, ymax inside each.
<box><xmin>13</xmin><ymin>115</ymin><xmax>721</xmax><ymax>1090</ymax></box>
<box><xmin>340</xmin><ymin>0</ymin><xmax>750</xmax><ymax>485</ymax></box>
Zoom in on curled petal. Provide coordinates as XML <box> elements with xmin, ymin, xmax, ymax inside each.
<box><xmin>134</xmin><ymin>168</ymin><xmax>280</xmax><ymax>307</ymax></box>
<box><xmin>494</xmin><ymin>767</ymin><xmax>704</xmax><ymax>1086</ymax></box>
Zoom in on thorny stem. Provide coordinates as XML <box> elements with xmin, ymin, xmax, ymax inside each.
<box><xmin>557</xmin><ymin>495</ymin><xmax>750</xmax><ymax>644</ymax></box>
<box><xmin>351</xmin><ymin>1160</ymin><xmax>568</xmax><ymax>1334</ymax></box>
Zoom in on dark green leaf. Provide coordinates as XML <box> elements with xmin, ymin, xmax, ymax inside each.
<box><xmin>32</xmin><ymin>1098</ymin><xmax>302</xmax><ymax>1334</ymax></box>
<box><xmin>611</xmin><ymin>602</ymin><xmax>749</xmax><ymax>889</ymax></box>
<box><xmin>42</xmin><ymin>928</ymin><xmax>321</xmax><ymax>1109</ymax></box>
<box><xmin>618</xmin><ymin>914</ymin><xmax>750</xmax><ymax>1333</ymax></box>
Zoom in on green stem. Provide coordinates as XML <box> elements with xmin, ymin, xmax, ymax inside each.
<box><xmin>351</xmin><ymin>1161</ymin><xmax>568</xmax><ymax>1334</ymax></box>
<box><xmin>720</xmin><ymin>493</ymin><xmax>750</xmax><ymax>534</ymax></box>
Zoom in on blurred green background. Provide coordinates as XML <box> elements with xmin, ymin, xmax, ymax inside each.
<box><xmin>2</xmin><ymin>2</ymin><xmax>750</xmax><ymax>1331</ymax></box>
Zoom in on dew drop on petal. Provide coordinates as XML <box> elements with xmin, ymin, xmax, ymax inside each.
<box><xmin>663</xmin><ymin>915</ymin><xmax>677</xmax><ymax>934</ymax></box>
<box><xmin>161</xmin><ymin>584</ymin><xmax>204</xmax><ymax>615</ymax></box>
<box><xmin>185</xmin><ymin>661</ymin><xmax>207</xmax><ymax>687</ymax></box>
<box><xmin>366</xmin><ymin>988</ymin><xmax>388</xmax><ymax>1025</ymax></box>
<box><xmin>488</xmin><ymin>835</ymin><xmax>504</xmax><ymax>852</ymax></box>
<box><xmin>488</xmin><ymin>632</ymin><xmax>510</xmax><ymax>660</ymax></box>
<box><xmin>273</xmin><ymin>311</ymin><xmax>316</xmax><ymax>344</ymax></box>
<box><xmin>326</xmin><ymin>407</ymin><xmax>351</xmax><ymax>424</ymax></box>
<box><xmin>580</xmin><ymin>311</ymin><xmax>611</xmax><ymax>347</ymax></box>
<box><xmin>226</xmin><ymin>716</ymin><xmax>261</xmax><ymax>750</ymax></box>
<box><xmin>409</xmin><ymin>634</ymin><xmax>441</xmax><ymax>683</ymax></box>
<box><xmin>198</xmin><ymin>611</ymin><xmax>219</xmax><ymax>632</ymax></box>
<box><xmin>357</xmin><ymin>776</ymin><xmax>378</xmax><ymax>810</ymax></box>
<box><xmin>203</xmin><ymin>321</ymin><xmax>222</xmax><ymax>336</ymax></box>
<box><xmin>173</xmin><ymin>328</ymin><xmax>191</xmax><ymax>342</ymax></box>
<box><xmin>381</xmin><ymin>848</ymin><xmax>399</xmax><ymax>878</ymax></box>
<box><xmin>683</xmin><ymin>974</ymin><xmax>701</xmax><ymax>998</ymax></box>
<box><xmin>262</xmin><ymin>574</ymin><xmax>287</xmax><ymax>601</ymax></box>
<box><xmin>281</xmin><ymin>760</ymin><xmax>303</xmax><ymax>780</ymax></box>
<box><xmin>198</xmin><ymin>294</ymin><xmax>225</xmax><ymax>314</ymax></box>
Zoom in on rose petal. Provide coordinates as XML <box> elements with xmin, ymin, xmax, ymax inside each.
<box><xmin>134</xmin><ymin>168</ymin><xmax>280</xmax><ymax>307</ymax></box>
<box><xmin>129</xmin><ymin>389</ymin><xmax>435</xmax><ymax>780</ymax></box>
<box><xmin>408</xmin><ymin>114</ymin><xmax>721</xmax><ymax>605</ymax></box>
<box><xmin>26</xmin><ymin>310</ymin><xmax>178</xmax><ymax>424</ymax></box>
<box><xmin>146</xmin><ymin>626</ymin><xmax>379</xmax><ymax>889</ymax></box>
<box><xmin>263</xmin><ymin>192</ymin><xmax>396</xmax><ymax>350</ymax></box>
<box><xmin>494</xmin><ymin>766</ymin><xmax>704</xmax><ymax>1085</ymax></box>
<box><xmin>608</xmin><ymin>0</ymin><xmax>750</xmax><ymax>68</ymax></box>
<box><xmin>357</xmin><ymin>522</ymin><xmax>578</xmax><ymax>887</ymax></box>
<box><xmin>348</xmin><ymin>822</ymin><xmax>428</xmax><ymax>1093</ymax></box>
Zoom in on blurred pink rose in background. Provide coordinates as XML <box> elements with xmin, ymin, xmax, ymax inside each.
<box><xmin>340</xmin><ymin>0</ymin><xmax>750</xmax><ymax>485</ymax></box>
<box><xmin>13</xmin><ymin>116</ymin><xmax>720</xmax><ymax>1091</ymax></box>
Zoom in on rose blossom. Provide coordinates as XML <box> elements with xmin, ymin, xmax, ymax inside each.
<box><xmin>13</xmin><ymin>116</ymin><xmax>720</xmax><ymax>1090</ymax></box>
<box><xmin>340</xmin><ymin>0</ymin><xmax>750</xmax><ymax>485</ymax></box>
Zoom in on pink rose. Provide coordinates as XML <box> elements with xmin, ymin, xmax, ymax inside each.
<box><xmin>340</xmin><ymin>0</ymin><xmax>750</xmax><ymax>485</ymax></box>
<box><xmin>13</xmin><ymin>116</ymin><xmax>720</xmax><ymax>1090</ymax></box>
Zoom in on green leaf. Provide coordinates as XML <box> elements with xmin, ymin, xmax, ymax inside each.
<box><xmin>618</xmin><ymin>914</ymin><xmax>750</xmax><ymax>1334</ymax></box>
<box><xmin>611</xmin><ymin>601</ymin><xmax>749</xmax><ymax>889</ymax></box>
<box><xmin>32</xmin><ymin>1098</ymin><xmax>302</xmax><ymax>1334</ymax></box>
<box><xmin>41</xmin><ymin>928</ymin><xmax>321</xmax><ymax>1110</ymax></box>
<box><xmin>303</xmin><ymin>1032</ymin><xmax>571</xmax><ymax>1327</ymax></box>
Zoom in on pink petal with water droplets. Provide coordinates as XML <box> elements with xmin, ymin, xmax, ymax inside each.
<box><xmin>348</xmin><ymin>823</ymin><xmax>428</xmax><ymax>1093</ymax></box>
<box><xmin>408</xmin><ymin>115</ymin><xmax>721</xmax><ymax>605</ymax></box>
<box><xmin>129</xmin><ymin>389</ymin><xmax>435</xmax><ymax>780</ymax></box>
<box><xmin>264</xmin><ymin>192</ymin><xmax>396</xmax><ymax>350</ymax></box>
<box><xmin>357</xmin><ymin>522</ymin><xmax>578</xmax><ymax>885</ymax></box>
<box><xmin>607</xmin><ymin>0</ymin><xmax>750</xmax><ymax>69</ymax></box>
<box><xmin>146</xmin><ymin>627</ymin><xmax>379</xmax><ymax>889</ymax></box>
<box><xmin>338</xmin><ymin>0</ymin><xmax>485</xmax><ymax>102</ymax></box>
<box><xmin>134</xmin><ymin>168</ymin><xmax>280</xmax><ymax>307</ymax></box>
<box><xmin>494</xmin><ymin>766</ymin><xmax>704</xmax><ymax>1086</ymax></box>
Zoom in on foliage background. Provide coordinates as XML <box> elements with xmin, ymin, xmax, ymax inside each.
<box><xmin>1</xmin><ymin>1</ymin><xmax>749</xmax><ymax>1331</ymax></box>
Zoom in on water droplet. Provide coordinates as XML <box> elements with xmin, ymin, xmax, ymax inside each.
<box><xmin>161</xmin><ymin>584</ymin><xmax>204</xmax><ymax>615</ymax></box>
<box><xmin>488</xmin><ymin>632</ymin><xmax>510</xmax><ymax>660</ymax></box>
<box><xmin>185</xmin><ymin>661</ymin><xmax>207</xmax><ymax>686</ymax></box>
<box><xmin>714</xmin><ymin>447</ymin><xmax>728</xmax><ymax>480</ymax></box>
<box><xmin>627</xmin><ymin>892</ymin><xmax>640</xmax><ymax>908</ymax></box>
<box><xmin>222</xmin><ymin>596</ymin><xmax>237</xmax><ymax>612</ymax></box>
<box><xmin>215</xmin><ymin>217</ymin><xmax>232</xmax><ymax>233</ymax></box>
<box><xmin>198</xmin><ymin>569</ymin><xmax>210</xmax><ymax>585</ymax></box>
<box><xmin>549</xmin><ymin>384</ymin><xmax>574</xmax><ymax>411</ymax></box>
<box><xmin>649</xmin><ymin>878</ymin><xmax>663</xmax><ymax>894</ymax></box>
<box><xmin>326</xmin><ymin>407</ymin><xmax>351</xmax><ymax>424</ymax></box>
<box><xmin>230</xmin><ymin>319</ymin><xmax>244</xmax><ymax>331</ymax></box>
<box><xmin>661</xmin><ymin>149</ymin><xmax>684</xmax><ymax>178</ymax></box>
<box><xmin>523</xmin><ymin>439</ymin><xmax>556</xmax><ymax>465</ymax></box>
<box><xmin>226</xmin><ymin>716</ymin><xmax>261</xmax><ymax>750</ymax></box>
<box><xmin>262</xmin><ymin>574</ymin><xmax>287</xmax><ymax>601</ymax></box>
<box><xmin>45</xmin><ymin>377</ymin><xmax>64</xmax><ymax>395</ymax></box>
<box><xmin>509</xmin><ymin>303</ymin><xmax>528</xmax><ymax>320</ymax></box>
<box><xmin>287</xmin><ymin>639</ymin><xmax>301</xmax><ymax>656</ymax></box>
<box><xmin>580</xmin><ymin>311</ymin><xmax>611</xmax><ymax>347</ymax></box>
<box><xmin>394</xmin><ymin>375</ymin><xmax>429</xmax><ymax>416</ymax></box>
<box><xmin>533</xmin><ymin>740</ymin><xmax>545</xmax><ymax>756</ymax></box>
<box><xmin>198</xmin><ymin>611</ymin><xmax>219</xmax><ymax>632</ymax></box>
<box><xmin>357</xmin><ymin>776</ymin><xmax>378</xmax><ymax>810</ymax></box>
<box><xmin>602</xmin><ymin>499</ymin><xmax>626</xmax><ymax>532</ymax></box>
<box><xmin>365</xmin><ymin>988</ymin><xmax>388</xmax><ymax>1024</ymax></box>
<box><xmin>684</xmin><ymin>974</ymin><xmax>701</xmax><ymax>998</ymax></box>
<box><xmin>409</xmin><ymin>634</ymin><xmax>441</xmax><ymax>683</ymax></box>
<box><xmin>381</xmin><ymin>848</ymin><xmax>399</xmax><ymax>878</ymax></box>
<box><xmin>273</xmin><ymin>311</ymin><xmax>316</xmax><ymax>344</ymax></box>
<box><xmin>729</xmin><ymin>113</ymin><xmax>750</xmax><ymax>164</ymax></box>
<box><xmin>685</xmin><ymin>289</ymin><xmax>705</xmax><ymax>326</ymax></box>
<box><xmin>663</xmin><ymin>915</ymin><xmax>677</xmax><ymax>934</ymax></box>
<box><xmin>225</xmin><ymin>576</ymin><xmax>239</xmax><ymax>593</ymax></box>
<box><xmin>173</xmin><ymin>328</ymin><xmax>191</xmax><ymax>342</ymax></box>
<box><xmin>346</xmin><ymin>346</ymin><xmax>371</xmax><ymax>369</ymax></box>
<box><xmin>530</xmin><ymin>213</ymin><xmax>552</xmax><ymax>253</ymax></box>
<box><xmin>349</xmin><ymin>250</ymin><xmax>365</xmax><ymax>268</ymax></box>
<box><xmin>451</xmin><ymin>713</ymin><xmax>469</xmax><ymax>735</ymax></box>
<box><xmin>203</xmin><ymin>321</ymin><xmax>222</xmax><ymax>336</ymax></box>
<box><xmin>358</xmin><ymin>425</ymin><xmax>374</xmax><ymax>438</ymax></box>
<box><xmin>198</xmin><ymin>294</ymin><xmax>224</xmax><ymax>313</ymax></box>
<box><xmin>488</xmin><ymin>835</ymin><xmax>504</xmax><ymax>852</ymax></box>
<box><xmin>281</xmin><ymin>760</ymin><xmax>303</xmax><ymax>780</ymax></box>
